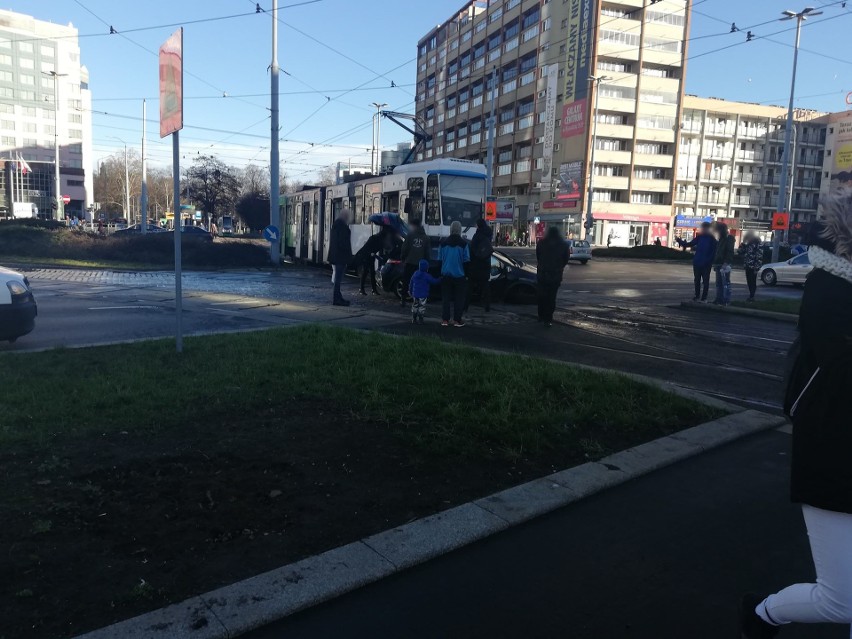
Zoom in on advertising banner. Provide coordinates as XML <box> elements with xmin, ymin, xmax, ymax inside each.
<box><xmin>557</xmin><ymin>161</ymin><xmax>583</xmax><ymax>201</ymax></box>
<box><xmin>560</xmin><ymin>0</ymin><xmax>595</xmax><ymax>139</ymax></box>
<box><xmin>830</xmin><ymin>112</ymin><xmax>852</xmax><ymax>189</ymax></box>
<box><xmin>540</xmin><ymin>66</ymin><xmax>559</xmax><ymax>184</ymax></box>
<box><xmin>495</xmin><ymin>198</ymin><xmax>515</xmax><ymax>221</ymax></box>
<box><xmin>159</xmin><ymin>28</ymin><xmax>183</xmax><ymax>138</ymax></box>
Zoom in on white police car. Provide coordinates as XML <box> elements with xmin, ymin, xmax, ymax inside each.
<box><xmin>0</xmin><ymin>266</ymin><xmax>37</xmax><ymax>342</ymax></box>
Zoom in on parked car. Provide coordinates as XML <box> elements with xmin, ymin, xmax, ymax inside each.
<box><xmin>567</xmin><ymin>239</ymin><xmax>592</xmax><ymax>264</ymax></box>
<box><xmin>174</xmin><ymin>225</ymin><xmax>214</xmax><ymax>243</ymax></box>
<box><xmin>759</xmin><ymin>252</ymin><xmax>813</xmax><ymax>286</ymax></box>
<box><xmin>0</xmin><ymin>265</ymin><xmax>37</xmax><ymax>342</ymax></box>
<box><xmin>112</xmin><ymin>223</ymin><xmax>167</xmax><ymax>236</ymax></box>
<box><xmin>378</xmin><ymin>249</ymin><xmax>538</xmax><ymax>304</ymax></box>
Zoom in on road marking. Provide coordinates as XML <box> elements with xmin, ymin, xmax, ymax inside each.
<box><xmin>88</xmin><ymin>305</ymin><xmax>161</xmax><ymax>311</ymax></box>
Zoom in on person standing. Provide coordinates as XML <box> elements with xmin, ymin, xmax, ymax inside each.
<box><xmin>738</xmin><ymin>233</ymin><xmax>763</xmax><ymax>302</ymax></box>
<box><xmin>439</xmin><ymin>221</ymin><xmax>470</xmax><ymax>327</ymax></box>
<box><xmin>399</xmin><ymin>219</ymin><xmax>431</xmax><ymax>306</ymax></box>
<box><xmin>468</xmin><ymin>218</ymin><xmax>494</xmax><ymax>312</ymax></box>
<box><xmin>712</xmin><ymin>222</ymin><xmax>735</xmax><ymax>306</ymax></box>
<box><xmin>675</xmin><ymin>222</ymin><xmax>717</xmax><ymax>302</ymax></box>
<box><xmin>740</xmin><ymin>192</ymin><xmax>852</xmax><ymax>638</ymax></box>
<box><xmin>353</xmin><ymin>227</ymin><xmax>387</xmax><ymax>296</ymax></box>
<box><xmin>408</xmin><ymin>259</ymin><xmax>441</xmax><ymax>324</ymax></box>
<box><xmin>327</xmin><ymin>208</ymin><xmax>352</xmax><ymax>307</ymax></box>
<box><xmin>535</xmin><ymin>226</ymin><xmax>570</xmax><ymax>326</ymax></box>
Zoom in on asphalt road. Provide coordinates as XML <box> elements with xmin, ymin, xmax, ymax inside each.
<box><xmin>5</xmin><ymin>259</ymin><xmax>798</xmax><ymax>413</ymax></box>
<box><xmin>245</xmin><ymin>429</ymin><xmax>846</xmax><ymax>639</ymax></box>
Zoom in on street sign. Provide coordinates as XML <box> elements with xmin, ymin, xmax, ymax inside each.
<box><xmin>61</xmin><ymin>195</ymin><xmax>71</xmax><ymax>205</ymax></box>
<box><xmin>263</xmin><ymin>225</ymin><xmax>280</xmax><ymax>242</ymax></box>
<box><xmin>771</xmin><ymin>212</ymin><xmax>790</xmax><ymax>231</ymax></box>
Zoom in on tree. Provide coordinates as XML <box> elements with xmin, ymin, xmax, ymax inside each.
<box><xmin>236</xmin><ymin>192</ymin><xmax>270</xmax><ymax>232</ymax></box>
<box><xmin>181</xmin><ymin>155</ymin><xmax>240</xmax><ymax>225</ymax></box>
<box><xmin>241</xmin><ymin>164</ymin><xmax>269</xmax><ymax>197</ymax></box>
<box><xmin>315</xmin><ymin>164</ymin><xmax>337</xmax><ymax>187</ymax></box>
<box><xmin>94</xmin><ymin>149</ymin><xmax>142</xmax><ymax>219</ymax></box>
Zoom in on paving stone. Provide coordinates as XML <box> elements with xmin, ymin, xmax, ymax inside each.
<box><xmin>474</xmin><ymin>477</ymin><xmax>579</xmax><ymax>525</ymax></box>
<box><xmin>73</xmin><ymin>597</ymin><xmax>225</xmax><ymax>639</ymax></box>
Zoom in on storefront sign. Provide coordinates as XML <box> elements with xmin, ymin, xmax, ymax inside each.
<box><xmin>675</xmin><ymin>214</ymin><xmax>714</xmax><ymax>228</ymax></box>
<box><xmin>560</xmin><ymin>0</ymin><xmax>595</xmax><ymax>139</ymax></box>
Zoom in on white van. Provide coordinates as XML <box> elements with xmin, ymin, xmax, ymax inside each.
<box><xmin>0</xmin><ymin>266</ymin><xmax>37</xmax><ymax>342</ymax></box>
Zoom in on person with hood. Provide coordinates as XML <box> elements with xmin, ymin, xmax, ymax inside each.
<box><xmin>439</xmin><ymin>221</ymin><xmax>470</xmax><ymax>327</ymax></box>
<box><xmin>535</xmin><ymin>226</ymin><xmax>570</xmax><ymax>326</ymax></box>
<box><xmin>738</xmin><ymin>232</ymin><xmax>764</xmax><ymax>302</ymax></box>
<box><xmin>468</xmin><ymin>218</ymin><xmax>494</xmax><ymax>312</ymax></box>
<box><xmin>739</xmin><ymin>190</ymin><xmax>852</xmax><ymax>638</ymax></box>
<box><xmin>712</xmin><ymin>221</ymin><xmax>735</xmax><ymax>305</ymax></box>
<box><xmin>408</xmin><ymin>259</ymin><xmax>442</xmax><ymax>324</ymax></box>
<box><xmin>327</xmin><ymin>208</ymin><xmax>352</xmax><ymax>306</ymax></box>
<box><xmin>675</xmin><ymin>222</ymin><xmax>718</xmax><ymax>302</ymax></box>
<box><xmin>399</xmin><ymin>219</ymin><xmax>432</xmax><ymax>307</ymax></box>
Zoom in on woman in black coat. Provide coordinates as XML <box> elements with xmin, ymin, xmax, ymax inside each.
<box><xmin>740</xmin><ymin>191</ymin><xmax>852</xmax><ymax>638</ymax></box>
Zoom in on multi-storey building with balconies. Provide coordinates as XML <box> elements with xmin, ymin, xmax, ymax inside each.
<box><xmin>416</xmin><ymin>0</ymin><xmax>690</xmax><ymax>246</ymax></box>
<box><xmin>675</xmin><ymin>96</ymin><xmax>826</xmax><ymax>243</ymax></box>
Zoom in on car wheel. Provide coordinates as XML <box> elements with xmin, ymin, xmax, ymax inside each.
<box><xmin>761</xmin><ymin>269</ymin><xmax>777</xmax><ymax>286</ymax></box>
<box><xmin>580</xmin><ymin>259</ymin><xmax>589</xmax><ymax>265</ymax></box>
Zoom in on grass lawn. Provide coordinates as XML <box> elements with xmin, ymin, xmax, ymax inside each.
<box><xmin>731</xmin><ymin>297</ymin><xmax>801</xmax><ymax>315</ymax></box>
<box><xmin>0</xmin><ymin>326</ymin><xmax>724</xmax><ymax>638</ymax></box>
<box><xmin>3</xmin><ymin>254</ymin><xmax>166</xmax><ymax>271</ymax></box>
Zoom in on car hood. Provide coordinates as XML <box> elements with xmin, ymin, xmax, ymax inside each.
<box><xmin>0</xmin><ymin>265</ymin><xmax>26</xmax><ymax>282</ymax></box>
<box><xmin>761</xmin><ymin>260</ymin><xmax>797</xmax><ymax>270</ymax></box>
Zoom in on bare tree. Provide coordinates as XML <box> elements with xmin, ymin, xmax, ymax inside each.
<box><xmin>181</xmin><ymin>155</ymin><xmax>240</xmax><ymax>226</ymax></box>
<box><xmin>315</xmin><ymin>164</ymin><xmax>337</xmax><ymax>187</ymax></box>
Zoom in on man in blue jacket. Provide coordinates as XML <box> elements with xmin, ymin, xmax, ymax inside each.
<box><xmin>439</xmin><ymin>220</ymin><xmax>470</xmax><ymax>327</ymax></box>
<box><xmin>675</xmin><ymin>221</ymin><xmax>717</xmax><ymax>302</ymax></box>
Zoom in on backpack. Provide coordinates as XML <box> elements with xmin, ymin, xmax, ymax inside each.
<box><xmin>472</xmin><ymin>234</ymin><xmax>492</xmax><ymax>261</ymax></box>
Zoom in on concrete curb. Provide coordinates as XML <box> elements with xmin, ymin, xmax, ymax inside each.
<box><xmin>73</xmin><ymin>409</ymin><xmax>786</xmax><ymax>639</ymax></box>
<box><xmin>679</xmin><ymin>300</ymin><xmax>798</xmax><ymax>323</ymax></box>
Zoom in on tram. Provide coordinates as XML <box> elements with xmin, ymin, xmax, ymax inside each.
<box><xmin>281</xmin><ymin>158</ymin><xmax>486</xmax><ymax>264</ymax></box>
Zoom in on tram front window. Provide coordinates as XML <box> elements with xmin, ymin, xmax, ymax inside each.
<box><xmin>440</xmin><ymin>174</ymin><xmax>484</xmax><ymax>226</ymax></box>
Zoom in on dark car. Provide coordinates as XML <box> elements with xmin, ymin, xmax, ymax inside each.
<box><xmin>112</xmin><ymin>223</ymin><xmax>167</xmax><ymax>237</ymax></box>
<box><xmin>172</xmin><ymin>225</ymin><xmax>214</xmax><ymax>243</ymax></box>
<box><xmin>377</xmin><ymin>249</ymin><xmax>538</xmax><ymax>304</ymax></box>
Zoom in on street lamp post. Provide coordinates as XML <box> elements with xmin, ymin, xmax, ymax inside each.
<box><xmin>108</xmin><ymin>136</ymin><xmax>131</xmax><ymax>225</ymax></box>
<box><xmin>43</xmin><ymin>70</ymin><xmax>68</xmax><ymax>221</ymax></box>
<box><xmin>773</xmin><ymin>6</ymin><xmax>821</xmax><ymax>262</ymax></box>
<box><xmin>371</xmin><ymin>102</ymin><xmax>387</xmax><ymax>175</ymax></box>
<box><xmin>585</xmin><ymin>75</ymin><xmax>611</xmax><ymax>241</ymax></box>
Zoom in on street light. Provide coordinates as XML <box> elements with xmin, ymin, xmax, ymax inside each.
<box><xmin>371</xmin><ymin>102</ymin><xmax>387</xmax><ymax>175</ymax></box>
<box><xmin>109</xmin><ymin>136</ymin><xmax>131</xmax><ymax>225</ymax></box>
<box><xmin>42</xmin><ymin>70</ymin><xmax>68</xmax><ymax>221</ymax></box>
<box><xmin>773</xmin><ymin>6</ymin><xmax>821</xmax><ymax>262</ymax></box>
<box><xmin>585</xmin><ymin>74</ymin><xmax>611</xmax><ymax>241</ymax></box>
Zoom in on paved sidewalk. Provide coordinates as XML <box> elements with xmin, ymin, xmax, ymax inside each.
<box><xmin>245</xmin><ymin>429</ymin><xmax>846</xmax><ymax>639</ymax></box>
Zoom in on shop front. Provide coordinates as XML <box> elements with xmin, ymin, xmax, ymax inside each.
<box><xmin>590</xmin><ymin>213</ymin><xmax>671</xmax><ymax>248</ymax></box>
<box><xmin>673</xmin><ymin>214</ymin><xmax>714</xmax><ymax>243</ymax></box>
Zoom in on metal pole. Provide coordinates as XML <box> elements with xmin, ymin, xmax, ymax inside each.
<box><xmin>585</xmin><ymin>78</ymin><xmax>601</xmax><ymax>240</ymax></box>
<box><xmin>787</xmin><ymin>123</ymin><xmax>797</xmax><ymax>215</ymax></box>
<box><xmin>371</xmin><ymin>112</ymin><xmax>376</xmax><ymax>174</ymax></box>
<box><xmin>485</xmin><ymin>66</ymin><xmax>497</xmax><ymax>196</ymax></box>
<box><xmin>269</xmin><ymin>0</ymin><xmax>281</xmax><ymax>265</ymax></box>
<box><xmin>53</xmin><ymin>73</ymin><xmax>61</xmax><ymax>221</ymax></box>
<box><xmin>173</xmin><ymin>131</ymin><xmax>183</xmax><ymax>353</ymax></box>
<box><xmin>124</xmin><ymin>144</ymin><xmax>130</xmax><ymax>225</ymax></box>
<box><xmin>141</xmin><ymin>99</ymin><xmax>148</xmax><ymax>234</ymax></box>
<box><xmin>377</xmin><ymin>112</ymin><xmax>381</xmax><ymax>174</ymax></box>
<box><xmin>773</xmin><ymin>15</ymin><xmax>802</xmax><ymax>263</ymax></box>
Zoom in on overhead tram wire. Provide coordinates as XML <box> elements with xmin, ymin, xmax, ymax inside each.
<box><xmin>71</xmin><ymin>0</ymin><xmax>268</xmax><ymax>112</ymax></box>
<box><xmin>89</xmin><ymin>83</ymin><xmax>417</xmax><ymax>102</ymax></box>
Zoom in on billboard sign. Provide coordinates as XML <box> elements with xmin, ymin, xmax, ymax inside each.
<box><xmin>830</xmin><ymin>112</ymin><xmax>852</xmax><ymax>189</ymax></box>
<box><xmin>540</xmin><ymin>65</ymin><xmax>559</xmax><ymax>184</ymax></box>
<box><xmin>159</xmin><ymin>28</ymin><xmax>183</xmax><ymax>138</ymax></box>
<box><xmin>557</xmin><ymin>161</ymin><xmax>583</xmax><ymax>201</ymax></box>
<box><xmin>495</xmin><ymin>198</ymin><xmax>515</xmax><ymax>221</ymax></box>
<box><xmin>560</xmin><ymin>0</ymin><xmax>595</xmax><ymax>139</ymax></box>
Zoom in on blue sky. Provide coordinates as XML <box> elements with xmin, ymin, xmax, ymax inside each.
<box><xmin>10</xmin><ymin>1</ymin><xmax>852</xmax><ymax>180</ymax></box>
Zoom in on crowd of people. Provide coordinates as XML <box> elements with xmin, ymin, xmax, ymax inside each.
<box><xmin>326</xmin><ymin>209</ymin><xmax>570</xmax><ymax>326</ymax></box>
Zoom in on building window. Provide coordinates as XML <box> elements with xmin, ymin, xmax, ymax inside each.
<box><xmin>1</xmin><ymin>119</ymin><xmax>14</xmax><ymax>130</ymax></box>
<box><xmin>0</xmin><ymin>54</ymin><xmax>10</xmax><ymax>65</ymax></box>
<box><xmin>646</xmin><ymin>11</ymin><xmax>685</xmax><ymax>26</ymax></box>
<box><xmin>69</xmin><ymin>128</ymin><xmax>83</xmax><ymax>139</ymax></box>
<box><xmin>20</xmin><ymin>74</ymin><xmax>35</xmax><ymax>86</ymax></box>
<box><xmin>1</xmin><ymin>135</ymin><xmax>14</xmax><ymax>145</ymax></box>
<box><xmin>67</xmin><ymin>179</ymin><xmax>84</xmax><ymax>187</ymax></box>
<box><xmin>18</xmin><ymin>42</ymin><xmax>34</xmax><ymax>54</ymax></box>
<box><xmin>41</xmin><ymin>45</ymin><xmax>55</xmax><ymax>57</ymax></box>
<box><xmin>0</xmin><ymin>70</ymin><xmax>10</xmax><ymax>82</ymax></box>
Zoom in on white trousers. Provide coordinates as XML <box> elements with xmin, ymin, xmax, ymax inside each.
<box><xmin>758</xmin><ymin>504</ymin><xmax>852</xmax><ymax>635</ymax></box>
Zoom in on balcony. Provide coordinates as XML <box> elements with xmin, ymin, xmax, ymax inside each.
<box><xmin>737</xmin><ymin>151</ymin><xmax>765</xmax><ymax>162</ymax></box>
<box><xmin>522</xmin><ymin>25</ymin><xmax>539</xmax><ymax>43</ymax></box>
<box><xmin>597</xmin><ymin>123</ymin><xmax>635</xmax><ymax>139</ymax></box>
<box><xmin>675</xmin><ymin>192</ymin><xmax>697</xmax><ymax>204</ymax></box>
<box><xmin>597</xmin><ymin>96</ymin><xmax>637</xmax><ymax>113</ymax></box>
<box><xmin>594</xmin><ymin>149</ymin><xmax>632</xmax><ymax>165</ymax></box>
<box><xmin>701</xmin><ymin>172</ymin><xmax>731</xmax><ymax>183</ymax></box>
<box><xmin>633</xmin><ymin>178</ymin><xmax>672</xmax><ymax>193</ymax></box>
<box><xmin>703</xmin><ymin>127</ymin><xmax>736</xmax><ymax>139</ymax></box>
<box><xmin>497</xmin><ymin>163</ymin><xmax>512</xmax><ymax>176</ymax></box>
<box><xmin>697</xmin><ymin>194</ymin><xmax>728</xmax><ymax>205</ymax></box>
<box><xmin>499</xmin><ymin>122</ymin><xmax>514</xmax><ymax>136</ymax></box>
<box><xmin>632</xmin><ymin>153</ymin><xmax>673</xmax><ymax>168</ymax></box>
<box><xmin>594</xmin><ymin>175</ymin><xmax>630</xmax><ymax>190</ymax></box>
<box><xmin>732</xmin><ymin>174</ymin><xmax>761</xmax><ymax>185</ymax></box>
<box><xmin>514</xmin><ymin>159</ymin><xmax>531</xmax><ymax>173</ymax></box>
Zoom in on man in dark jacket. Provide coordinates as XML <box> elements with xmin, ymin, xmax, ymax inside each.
<box><xmin>738</xmin><ymin>233</ymin><xmax>763</xmax><ymax>302</ymax></box>
<box><xmin>740</xmin><ymin>198</ymin><xmax>852</xmax><ymax>637</ymax></box>
<box><xmin>399</xmin><ymin>219</ymin><xmax>431</xmax><ymax>306</ymax></box>
<box><xmin>468</xmin><ymin>218</ymin><xmax>494</xmax><ymax>312</ymax></box>
<box><xmin>675</xmin><ymin>221</ymin><xmax>717</xmax><ymax>302</ymax></box>
<box><xmin>327</xmin><ymin>208</ymin><xmax>352</xmax><ymax>306</ymax></box>
<box><xmin>712</xmin><ymin>222</ymin><xmax>735</xmax><ymax>305</ymax></box>
<box><xmin>535</xmin><ymin>226</ymin><xmax>570</xmax><ymax>326</ymax></box>
<box><xmin>354</xmin><ymin>227</ymin><xmax>388</xmax><ymax>295</ymax></box>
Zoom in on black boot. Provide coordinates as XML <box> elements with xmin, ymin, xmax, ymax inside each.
<box><xmin>739</xmin><ymin>594</ymin><xmax>780</xmax><ymax>639</ymax></box>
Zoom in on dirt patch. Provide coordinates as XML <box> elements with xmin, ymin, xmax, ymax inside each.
<box><xmin>1</xmin><ymin>400</ymin><xmax>592</xmax><ymax>639</ymax></box>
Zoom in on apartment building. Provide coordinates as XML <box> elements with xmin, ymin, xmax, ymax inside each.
<box><xmin>0</xmin><ymin>9</ymin><xmax>93</xmax><ymax>219</ymax></box>
<box><xmin>675</xmin><ymin>95</ymin><xmax>826</xmax><ymax>243</ymax></box>
<box><xmin>415</xmin><ymin>0</ymin><xmax>690</xmax><ymax>245</ymax></box>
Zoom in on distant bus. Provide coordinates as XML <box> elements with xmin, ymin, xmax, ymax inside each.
<box><xmin>219</xmin><ymin>215</ymin><xmax>234</xmax><ymax>236</ymax></box>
